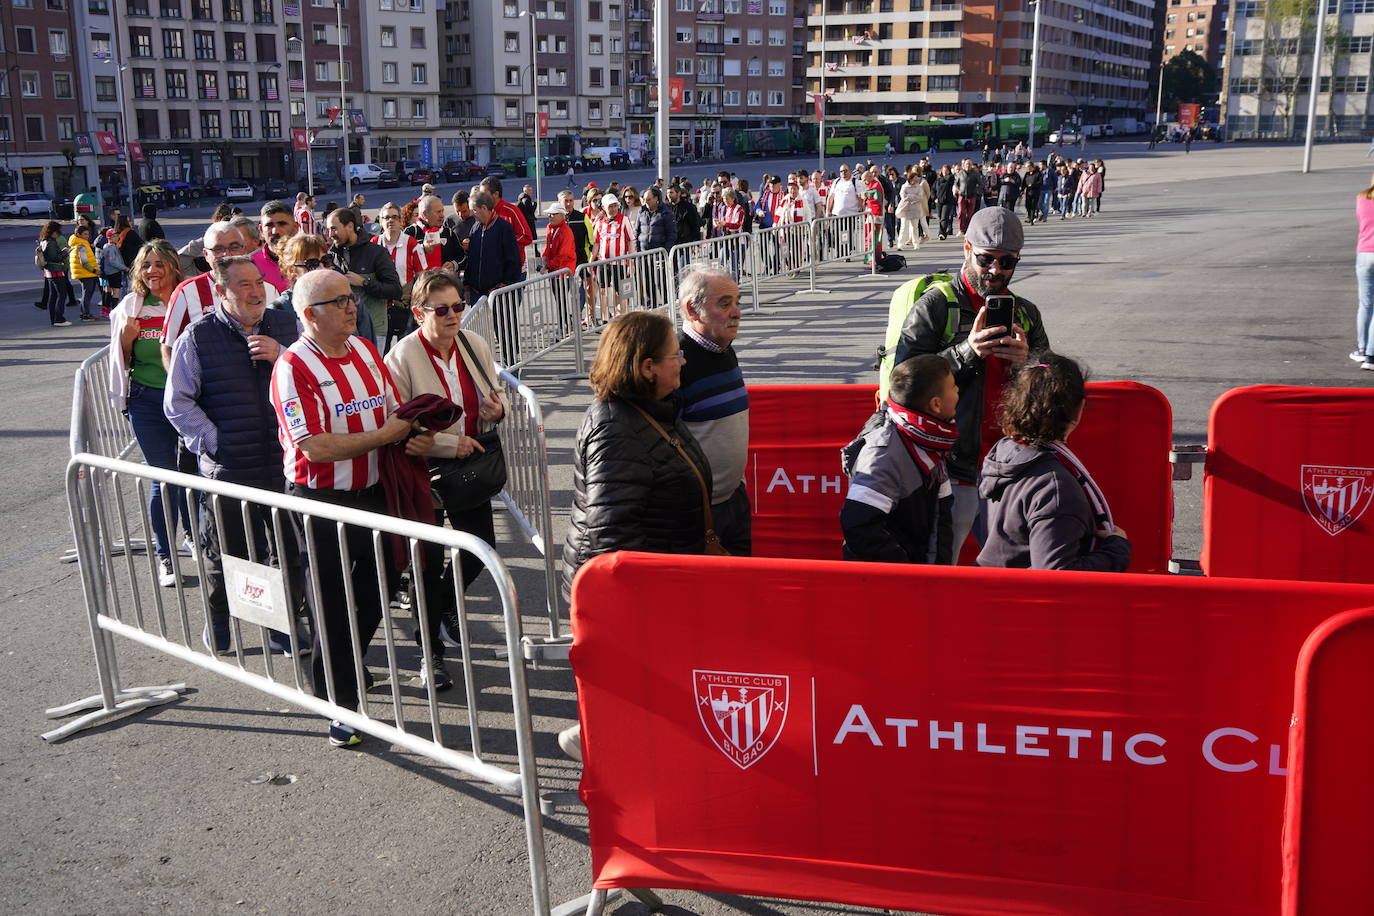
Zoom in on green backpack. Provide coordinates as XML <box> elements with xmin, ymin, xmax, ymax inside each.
<box><xmin>875</xmin><ymin>273</ymin><xmax>1034</xmax><ymax>400</ymax></box>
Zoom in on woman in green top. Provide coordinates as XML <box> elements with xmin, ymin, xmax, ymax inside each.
<box><xmin>107</xmin><ymin>239</ymin><xmax>188</xmax><ymax>586</ymax></box>
<box><xmin>37</xmin><ymin>220</ymin><xmax>71</xmax><ymax>327</ymax></box>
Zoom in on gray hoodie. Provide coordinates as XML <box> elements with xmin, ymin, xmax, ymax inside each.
<box><xmin>976</xmin><ymin>437</ymin><xmax>1131</xmax><ymax>572</ymax></box>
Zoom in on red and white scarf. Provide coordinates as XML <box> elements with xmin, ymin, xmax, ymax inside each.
<box><xmin>1046</xmin><ymin>440</ymin><xmax>1114</xmax><ymax>541</ymax></box>
<box><xmin>886</xmin><ymin>397</ymin><xmax>957</xmax><ymax>485</ymax></box>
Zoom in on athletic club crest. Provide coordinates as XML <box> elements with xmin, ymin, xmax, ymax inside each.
<box><xmin>693</xmin><ymin>670</ymin><xmax>789</xmax><ymax>770</ymax></box>
<box><xmin>1301</xmin><ymin>465</ymin><xmax>1374</xmax><ymax>536</ymax></box>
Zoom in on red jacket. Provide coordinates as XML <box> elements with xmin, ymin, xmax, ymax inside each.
<box><xmin>544</xmin><ymin>220</ymin><xmax>576</xmax><ymax>274</ymax></box>
<box><xmin>495</xmin><ymin>199</ymin><xmax>533</xmax><ymax>267</ymax></box>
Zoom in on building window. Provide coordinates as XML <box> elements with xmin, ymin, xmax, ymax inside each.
<box><xmin>382</xmin><ymin>61</ymin><xmax>397</xmax><ymax>82</ymax></box>
<box><xmin>89</xmin><ymin>0</ymin><xmax>110</xmax><ymax>12</ymax></box>
<box><xmin>255</xmin><ymin>34</ymin><xmax>277</xmax><ymax>61</ymax></box>
<box><xmin>134</xmin><ymin>68</ymin><xmax>156</xmax><ymax>96</ymax></box>
<box><xmin>162</xmin><ymin>29</ymin><xmax>184</xmax><ymax>57</ymax></box>
<box><xmin>166</xmin><ymin>69</ymin><xmax>188</xmax><ymax>97</ymax></box>
<box><xmin>197</xmin><ymin>70</ymin><xmax>218</xmax><ymax>97</ymax></box>
<box><xmin>767</xmin><ymin>89</ymin><xmax>782</xmax><ymax>105</ymax></box>
<box><xmin>747</xmin><ymin>28</ymin><xmax>762</xmax><ymax>45</ymax></box>
<box><xmin>95</xmin><ymin>75</ymin><xmax>116</xmax><ymax>101</ymax></box>
<box><xmin>554</xmin><ymin>99</ymin><xmax>568</xmax><ymax>118</ymax></box>
<box><xmin>410</xmin><ymin>27</ymin><xmax>424</xmax><ymax>47</ymax></box>
<box><xmin>505</xmin><ymin>66</ymin><xmax>520</xmax><ymax>86</ymax></box>
<box><xmin>227</xmin><ymin>71</ymin><xmax>247</xmax><ymax>98</ymax></box>
<box><xmin>676</xmin><ymin>58</ymin><xmax>693</xmax><ymax>74</ymax></box>
<box><xmin>504</xmin><ymin>98</ymin><xmax>519</xmax><ymax>121</ymax></box>
<box><xmin>504</xmin><ymin>31</ymin><xmax>518</xmax><ymax>51</ymax></box>
<box><xmin>610</xmin><ymin>68</ymin><xmax>620</xmax><ymax>86</ymax></box>
<box><xmin>160</xmin><ymin>0</ymin><xmax>181</xmax><ymax>14</ymax></box>
<box><xmin>409</xmin><ymin>63</ymin><xmax>424</xmax><ymax>82</ymax></box>
<box><xmin>724</xmin><ymin>88</ymin><xmax>739</xmax><ymax>105</ymax></box>
<box><xmin>252</xmin><ymin>0</ymin><xmax>272</xmax><ymax>21</ymax></box>
<box><xmin>53</xmin><ymin>72</ymin><xmax>73</xmax><ymax>98</ymax></box>
<box><xmin>131</xmin><ymin>27</ymin><xmax>153</xmax><ymax>57</ymax></box>
<box><xmin>589</xmin><ymin>100</ymin><xmax>602</xmax><ymax>119</ymax></box>
<box><xmin>26</xmin><ymin>115</ymin><xmax>44</xmax><ymax>141</ymax></box>
<box><xmin>136</xmin><ymin>108</ymin><xmax>160</xmax><ymax>138</ymax></box>
<box><xmin>928</xmin><ymin>74</ymin><xmax>959</xmax><ymax>90</ymax></box>
<box><xmin>20</xmin><ymin>71</ymin><xmax>39</xmax><ymax>97</ymax></box>
<box><xmin>192</xmin><ymin>0</ymin><xmax>212</xmax><ymax>16</ymax></box>
<box><xmin>675</xmin><ymin>27</ymin><xmax>691</xmax><ymax>42</ymax></box>
<box><xmin>746</xmin><ymin>57</ymin><xmax>761</xmax><ymax>76</ymax></box>
<box><xmin>411</xmin><ymin>98</ymin><xmax>425</xmax><ymax>117</ymax></box>
<box><xmin>382</xmin><ymin>97</ymin><xmax>397</xmax><ymax>117</ymax></box>
<box><xmin>194</xmin><ymin>30</ymin><xmax>215</xmax><ymax>58</ymax></box>
<box><xmin>261</xmin><ymin>110</ymin><xmax>280</xmax><ymax>136</ymax></box>
<box><xmin>767</xmin><ymin>59</ymin><xmax>783</xmax><ymax>76</ymax></box>
<box><xmin>169</xmin><ymin>110</ymin><xmax>191</xmax><ymax>138</ymax></box>
<box><xmin>223</xmin><ymin>0</ymin><xmax>243</xmax><ymax>18</ymax></box>
<box><xmin>226</xmin><ymin>32</ymin><xmax>246</xmax><ymax>60</ymax></box>
<box><xmin>0</xmin><ymin>116</ymin><xmax>10</xmax><ymax>141</ymax></box>
<box><xmin>589</xmin><ymin>0</ymin><xmax>602</xmax><ymax>15</ymax></box>
<box><xmin>589</xmin><ymin>35</ymin><xmax>603</xmax><ymax>53</ymax></box>
<box><xmin>231</xmin><ymin>109</ymin><xmax>250</xmax><ymax>137</ymax></box>
<box><xmin>768</xmin><ymin>28</ymin><xmax>784</xmax><ymax>45</ymax></box>
<box><xmin>200</xmin><ymin>110</ymin><xmax>220</xmax><ymax>136</ymax></box>
<box><xmin>15</xmin><ymin>26</ymin><xmax>36</xmax><ymax>54</ymax></box>
<box><xmin>258</xmin><ymin>72</ymin><xmax>277</xmax><ymax>99</ymax></box>
<box><xmin>589</xmin><ymin>66</ymin><xmax>603</xmax><ymax>86</ymax></box>
<box><xmin>48</xmin><ymin>28</ymin><xmax>69</xmax><ymax>55</ymax></box>
<box><xmin>906</xmin><ymin>75</ymin><xmax>921</xmax><ymax>91</ymax></box>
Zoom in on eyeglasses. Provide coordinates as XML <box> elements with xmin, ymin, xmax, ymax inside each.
<box><xmin>293</xmin><ymin>258</ymin><xmax>329</xmax><ymax>271</ymax></box>
<box><xmin>307</xmin><ymin>292</ymin><xmax>358</xmax><ymax>311</ymax></box>
<box><xmin>206</xmin><ymin>242</ymin><xmax>247</xmax><ymax>255</ymax></box>
<box><xmin>380</xmin><ymin>214</ymin><xmax>402</xmax><ymax>221</ymax></box>
<box><xmin>656</xmin><ymin>349</ymin><xmax>685</xmax><ymax>362</ymax></box>
<box><xmin>973</xmin><ymin>252</ymin><xmax>1021</xmax><ymax>271</ymax></box>
<box><xmin>418</xmin><ymin>303</ymin><xmax>465</xmax><ymax>317</ymax></box>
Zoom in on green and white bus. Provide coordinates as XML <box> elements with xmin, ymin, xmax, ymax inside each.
<box><xmin>823</xmin><ymin>113</ymin><xmax>1051</xmax><ymax>157</ymax></box>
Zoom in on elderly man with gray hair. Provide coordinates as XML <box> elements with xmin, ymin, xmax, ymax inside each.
<box><xmin>676</xmin><ymin>261</ymin><xmax>751</xmax><ymax>555</ymax></box>
<box><xmin>161</xmin><ymin>220</ymin><xmax>280</xmax><ymax>366</ymax></box>
<box><xmin>404</xmin><ymin>193</ymin><xmax>464</xmax><ymax>272</ymax></box>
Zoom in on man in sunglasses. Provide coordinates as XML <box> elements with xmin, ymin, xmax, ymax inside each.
<box><xmin>891</xmin><ymin>206</ymin><xmax>1049</xmax><ymax>553</ymax></box>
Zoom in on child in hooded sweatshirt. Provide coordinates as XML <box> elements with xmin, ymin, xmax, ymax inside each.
<box><xmin>977</xmin><ymin>352</ymin><xmax>1131</xmax><ymax>571</ymax></box>
<box><xmin>841</xmin><ymin>354</ymin><xmax>959</xmax><ymax>564</ymax></box>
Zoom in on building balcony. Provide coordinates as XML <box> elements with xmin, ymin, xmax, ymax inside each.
<box><xmin>697</xmin><ymin>102</ymin><xmax>723</xmax><ymax>113</ymax></box>
<box><xmin>439</xmin><ymin>115</ymin><xmax>493</xmax><ymax>128</ymax></box>
<box><xmin>628</xmin><ymin>5</ymin><xmax>650</xmax><ymax>18</ymax></box>
<box><xmin>793</xmin><ymin>41</ymin><xmax>805</xmax><ymax>56</ymax></box>
<box><xmin>628</xmin><ymin>40</ymin><xmax>644</xmax><ymax>50</ymax></box>
<box><xmin>698</xmin><ymin>72</ymin><xmax>724</xmax><ymax>84</ymax></box>
<box><xmin>629</xmin><ymin>103</ymin><xmax>646</xmax><ymax>114</ymax></box>
<box><xmin>696</xmin><ymin>41</ymin><xmax>724</xmax><ymax>54</ymax></box>
<box><xmin>697</xmin><ymin>10</ymin><xmax>724</xmax><ymax>20</ymax></box>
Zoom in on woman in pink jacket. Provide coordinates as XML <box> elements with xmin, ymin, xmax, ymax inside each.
<box><xmin>1078</xmin><ymin>166</ymin><xmax>1104</xmax><ymax>218</ymax></box>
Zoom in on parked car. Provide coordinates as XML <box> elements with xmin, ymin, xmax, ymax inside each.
<box><xmin>205</xmin><ymin>176</ymin><xmax>239</xmax><ymax>197</ymax></box>
<box><xmin>1047</xmin><ymin>127</ymin><xmax>1082</xmax><ymax>144</ymax></box>
<box><xmin>297</xmin><ymin>172</ymin><xmax>338</xmax><ymax>194</ymax></box>
<box><xmin>253</xmin><ymin>177</ymin><xmax>290</xmax><ymax>199</ymax></box>
<box><xmin>442</xmin><ymin>160</ymin><xmax>483</xmax><ymax>181</ymax></box>
<box><xmin>346</xmin><ymin>163</ymin><xmax>385</xmax><ymax>184</ymax></box>
<box><xmin>224</xmin><ymin>179</ymin><xmax>255</xmax><ymax>202</ymax></box>
<box><xmin>409</xmin><ymin>166</ymin><xmax>437</xmax><ymax>185</ymax></box>
<box><xmin>394</xmin><ymin>159</ymin><xmax>424</xmax><ymax>181</ymax></box>
<box><xmin>483</xmin><ymin>162</ymin><xmax>508</xmax><ymax>178</ymax></box>
<box><xmin>375</xmin><ymin>170</ymin><xmax>401</xmax><ymax>189</ymax></box>
<box><xmin>161</xmin><ymin>180</ymin><xmax>208</xmax><ymax>202</ymax></box>
<box><xmin>2</xmin><ymin>192</ymin><xmax>53</xmax><ymax>217</ymax></box>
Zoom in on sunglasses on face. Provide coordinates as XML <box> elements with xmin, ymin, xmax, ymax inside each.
<box><xmin>293</xmin><ymin>258</ymin><xmax>330</xmax><ymax>271</ymax></box>
<box><xmin>419</xmin><ymin>303</ymin><xmax>465</xmax><ymax>317</ymax></box>
<box><xmin>973</xmin><ymin>252</ymin><xmax>1020</xmax><ymax>270</ymax></box>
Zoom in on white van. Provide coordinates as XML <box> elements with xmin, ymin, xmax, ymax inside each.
<box><xmin>346</xmin><ymin>163</ymin><xmax>385</xmax><ymax>183</ymax></box>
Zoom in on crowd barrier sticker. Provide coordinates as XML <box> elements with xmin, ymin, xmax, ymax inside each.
<box><xmin>1281</xmin><ymin>607</ymin><xmax>1374</xmax><ymax>915</ymax></box>
<box><xmin>1201</xmin><ymin>385</ymin><xmax>1374</xmax><ymax>584</ymax></box>
<box><xmin>49</xmin><ymin>453</ymin><xmax>554</xmax><ymax>913</ymax></box>
<box><xmin>746</xmin><ymin>381</ymin><xmax>1174</xmax><ymax>573</ymax></box>
<box><xmin>567</xmin><ymin>551</ymin><xmax>1374</xmax><ymax>915</ymax></box>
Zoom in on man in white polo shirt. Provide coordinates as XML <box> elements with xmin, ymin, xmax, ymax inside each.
<box><xmin>160</xmin><ymin>221</ymin><xmax>280</xmax><ymax>366</ymax></box>
<box><xmin>270</xmin><ymin>268</ymin><xmax>426</xmax><ymax>748</ymax></box>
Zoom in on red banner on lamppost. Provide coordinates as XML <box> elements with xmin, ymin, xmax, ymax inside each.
<box><xmin>669</xmin><ymin>77</ymin><xmax>684</xmax><ymax>113</ymax></box>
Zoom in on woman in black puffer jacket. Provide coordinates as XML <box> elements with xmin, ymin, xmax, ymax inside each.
<box><xmin>562</xmin><ymin>310</ymin><xmax>710</xmax><ymax>600</ymax></box>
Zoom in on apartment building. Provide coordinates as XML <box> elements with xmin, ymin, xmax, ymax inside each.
<box><xmin>1162</xmin><ymin>0</ymin><xmax>1224</xmax><ymax>73</ymax></box>
<box><xmin>1222</xmin><ymin>0</ymin><xmax>1374</xmax><ymax>138</ymax></box>
<box><xmin>624</xmin><ymin>0</ymin><xmax>809</xmax><ymax>160</ymax></box>
<box><xmin>0</xmin><ymin>0</ymin><xmax>90</xmax><ymax>196</ymax></box>
<box><xmin>438</xmin><ymin>0</ymin><xmax>627</xmax><ymax>168</ymax></box>
<box><xmin>806</xmin><ymin>0</ymin><xmax>1154</xmax><ymax>127</ymax></box>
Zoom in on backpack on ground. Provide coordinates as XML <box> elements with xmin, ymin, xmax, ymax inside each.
<box><xmin>877</xmin><ymin>253</ymin><xmax>905</xmax><ymax>273</ymax></box>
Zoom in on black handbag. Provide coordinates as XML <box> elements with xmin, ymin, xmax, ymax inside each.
<box><xmin>430</xmin><ymin>332</ymin><xmax>507</xmax><ymax>510</ymax></box>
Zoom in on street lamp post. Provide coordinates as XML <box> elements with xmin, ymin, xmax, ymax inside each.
<box><xmin>519</xmin><ymin>9</ymin><xmax>542</xmax><ymax>208</ymax></box>
<box><xmin>102</xmin><ymin>60</ymin><xmax>137</xmax><ymax>216</ymax></box>
<box><xmin>1027</xmin><ymin>0</ymin><xmax>1041</xmax><ymax>151</ymax></box>
<box><xmin>818</xmin><ymin>1</ymin><xmax>826</xmax><ymax>177</ymax></box>
<box><xmin>1300</xmin><ymin>0</ymin><xmax>1329</xmax><ymax>172</ymax></box>
<box><xmin>336</xmin><ymin>0</ymin><xmax>350</xmax><ymax>201</ymax></box>
<box><xmin>287</xmin><ymin>35</ymin><xmax>314</xmax><ymax>197</ymax></box>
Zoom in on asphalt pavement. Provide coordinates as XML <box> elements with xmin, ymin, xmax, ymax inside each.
<box><xmin>2</xmin><ymin>139</ymin><xmax>1371</xmax><ymax>916</ymax></box>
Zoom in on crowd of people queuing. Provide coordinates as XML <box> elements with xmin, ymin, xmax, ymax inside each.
<box><xmin>61</xmin><ymin>145</ymin><xmax>1143</xmax><ymax>752</ymax></box>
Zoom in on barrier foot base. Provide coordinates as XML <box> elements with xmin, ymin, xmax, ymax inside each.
<box><xmin>557</xmin><ymin>371</ymin><xmax>589</xmax><ymax>381</ymax></box>
<box><xmin>41</xmin><ymin>686</ymin><xmax>188</xmax><ymax>742</ymax></box>
<box><xmin>59</xmin><ymin>537</ymin><xmax>149</xmax><ymax>565</ymax></box>
<box><xmin>539</xmin><ymin>789</ymin><xmax>583</xmax><ymax>816</ymax></box>
<box><xmin>797</xmin><ymin>286</ymin><xmax>831</xmax><ymax>295</ymax></box>
<box><xmin>553</xmin><ymin>888</ymin><xmax>659</xmax><ymax>916</ymax></box>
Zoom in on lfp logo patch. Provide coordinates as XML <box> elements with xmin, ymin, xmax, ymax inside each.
<box><xmin>1301</xmin><ymin>465</ymin><xmax>1374</xmax><ymax>536</ymax></box>
<box><xmin>694</xmin><ymin>669</ymin><xmax>789</xmax><ymax>770</ymax></box>
<box><xmin>282</xmin><ymin>398</ymin><xmax>307</xmax><ymax>432</ymax></box>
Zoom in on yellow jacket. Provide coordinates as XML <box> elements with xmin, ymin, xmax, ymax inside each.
<box><xmin>68</xmin><ymin>236</ymin><xmax>98</xmax><ymax>279</ymax></box>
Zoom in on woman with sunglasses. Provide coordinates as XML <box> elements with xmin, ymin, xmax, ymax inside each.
<box><xmin>383</xmin><ymin>269</ymin><xmax>506</xmax><ymax>690</ymax></box>
<box><xmin>271</xmin><ymin>233</ymin><xmax>333</xmax><ymax>318</ymax></box>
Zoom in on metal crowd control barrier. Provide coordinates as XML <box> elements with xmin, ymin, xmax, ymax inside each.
<box><xmin>808</xmin><ymin>213</ymin><xmax>866</xmax><ymax>273</ymax></box>
<box><xmin>63</xmin><ymin>346</ymin><xmax>144</xmax><ymax>563</ymax></box>
<box><xmin>570</xmin><ymin>248</ymin><xmax>673</xmax><ymax>376</ymax></box>
<box><xmin>667</xmin><ymin>232</ymin><xmax>757</xmax><ymax>313</ymax></box>
<box><xmin>463</xmin><ymin>300</ymin><xmax>562</xmax><ymax>635</ymax></box>
<box><xmin>748</xmin><ymin>222</ymin><xmax>814</xmax><ymax>300</ymax></box>
<box><xmin>483</xmin><ymin>268</ymin><xmax>579</xmax><ymax>372</ymax></box>
<box><xmin>48</xmin><ymin>453</ymin><xmax>554</xmax><ymax>914</ymax></box>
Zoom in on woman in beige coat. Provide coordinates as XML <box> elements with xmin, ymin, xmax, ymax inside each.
<box><xmin>895</xmin><ymin>171</ymin><xmax>931</xmax><ymax>249</ymax></box>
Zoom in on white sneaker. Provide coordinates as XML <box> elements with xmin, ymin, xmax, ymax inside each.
<box><xmin>158</xmin><ymin>557</ymin><xmax>179</xmax><ymax>588</ymax></box>
<box><xmin>1362</xmin><ymin>361</ymin><xmax>1374</xmax><ymax>371</ymax></box>
<box><xmin>558</xmin><ymin>724</ymin><xmax>583</xmax><ymax>762</ymax></box>
<box><xmin>1351</xmin><ymin>349</ymin><xmax>1366</xmax><ymax>362</ymax></box>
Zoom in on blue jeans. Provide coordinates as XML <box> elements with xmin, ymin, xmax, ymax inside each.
<box><xmin>126</xmin><ymin>382</ymin><xmax>188</xmax><ymax>560</ymax></box>
<box><xmin>45</xmin><ymin>276</ymin><xmax>70</xmax><ymax>324</ymax></box>
<box><xmin>1358</xmin><ymin>252</ymin><xmax>1374</xmax><ymax>356</ymax></box>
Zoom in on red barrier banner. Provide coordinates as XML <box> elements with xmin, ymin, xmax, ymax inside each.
<box><xmin>571</xmin><ymin>554</ymin><xmax>1374</xmax><ymax>915</ymax></box>
<box><xmin>1202</xmin><ymin>385</ymin><xmax>1374</xmax><ymax>583</ymax></box>
<box><xmin>1282</xmin><ymin>609</ymin><xmax>1374</xmax><ymax>915</ymax></box>
<box><xmin>747</xmin><ymin>381</ymin><xmax>1173</xmax><ymax>572</ymax></box>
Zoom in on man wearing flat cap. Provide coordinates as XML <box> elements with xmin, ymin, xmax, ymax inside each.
<box><xmin>891</xmin><ymin>206</ymin><xmax>1050</xmax><ymax>551</ymax></box>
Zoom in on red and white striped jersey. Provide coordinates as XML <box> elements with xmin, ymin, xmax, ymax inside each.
<box><xmin>774</xmin><ymin>194</ymin><xmax>814</xmax><ymax>224</ymax></box>
<box><xmin>294</xmin><ymin>205</ymin><xmax>317</xmax><ymax>236</ymax></box>
<box><xmin>162</xmin><ymin>271</ymin><xmax>280</xmax><ymax>351</ymax></box>
<box><xmin>593</xmin><ymin>212</ymin><xmax>635</xmax><ymax>259</ymax></box>
<box><xmin>715</xmin><ymin>203</ymin><xmax>744</xmax><ymax>236</ymax></box>
<box><xmin>270</xmin><ymin>335</ymin><xmax>398</xmax><ymax>490</ymax></box>
<box><xmin>374</xmin><ymin>234</ymin><xmax>425</xmax><ymax>288</ymax></box>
